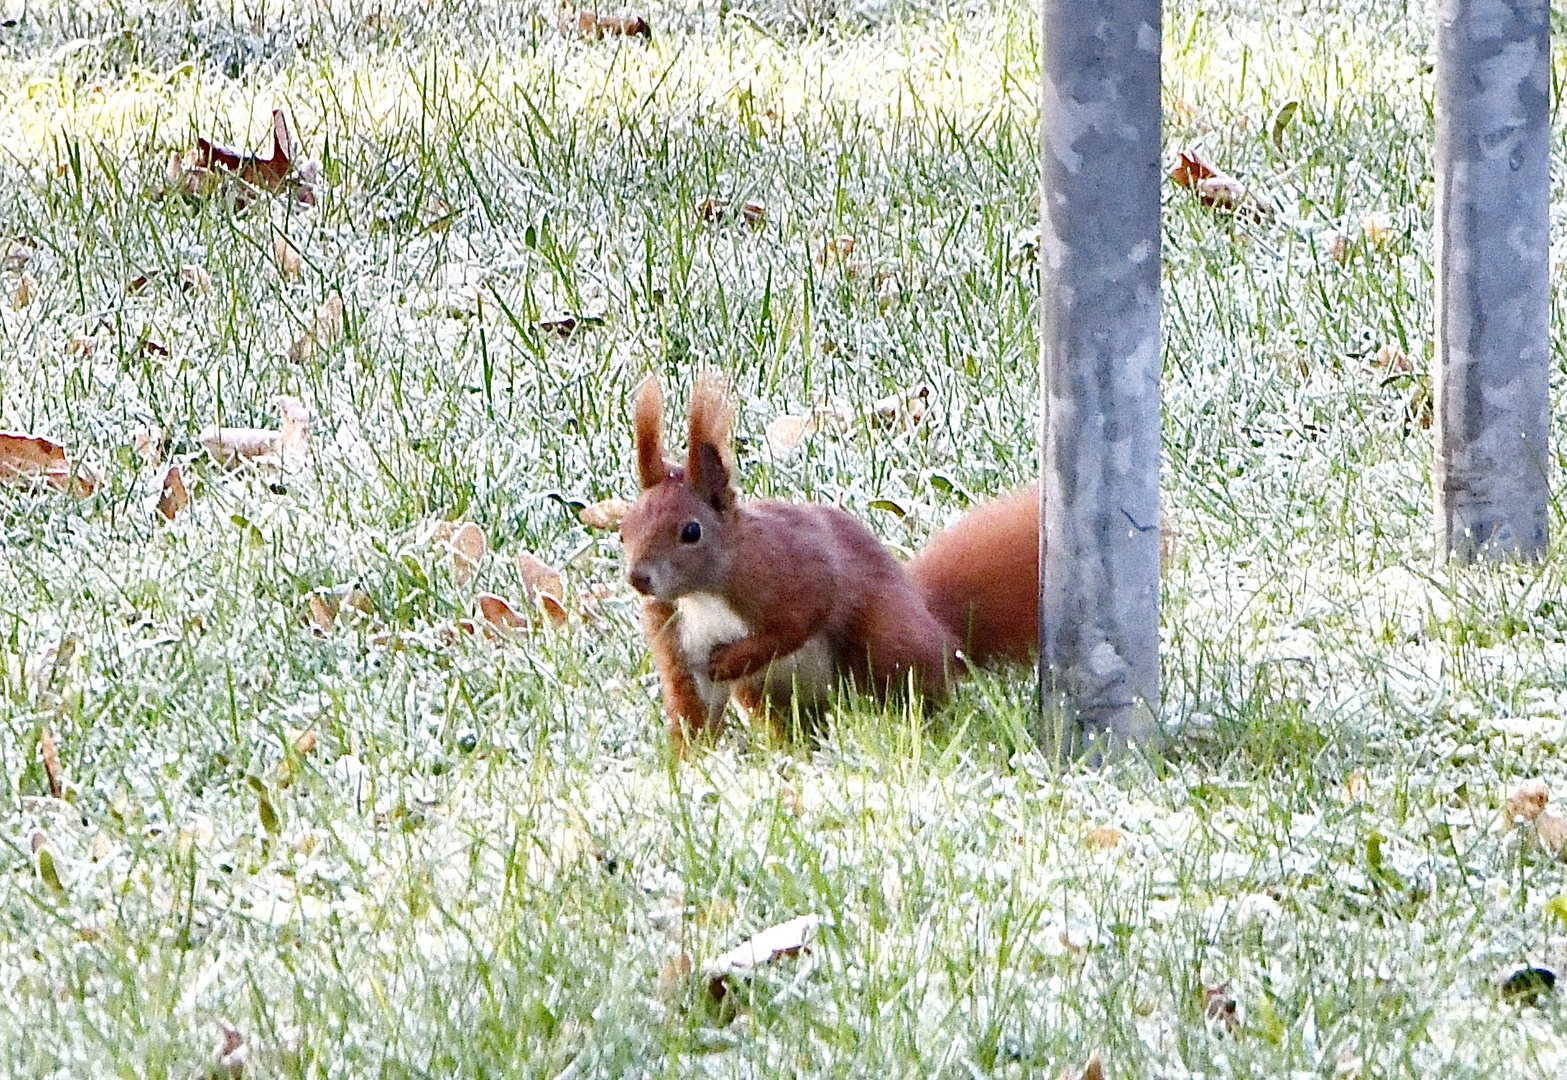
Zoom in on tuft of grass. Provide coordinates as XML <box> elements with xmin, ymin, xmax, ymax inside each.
<box><xmin>1</xmin><ymin>0</ymin><xmax>1566</xmax><ymax>1075</ymax></box>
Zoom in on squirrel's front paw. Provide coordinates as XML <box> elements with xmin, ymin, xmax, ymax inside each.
<box><xmin>706</xmin><ymin>641</ymin><xmax>755</xmax><ymax>683</ymax></box>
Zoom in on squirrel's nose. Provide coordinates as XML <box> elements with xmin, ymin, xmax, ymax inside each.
<box><xmin>629</xmin><ymin>569</ymin><xmax>653</xmax><ymax>595</ymax></box>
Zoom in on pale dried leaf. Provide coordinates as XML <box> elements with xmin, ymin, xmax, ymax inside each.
<box><xmin>870</xmin><ymin>384</ymin><xmax>929</xmax><ymax>429</ymax></box>
<box><xmin>179</xmin><ymin>264</ymin><xmax>213</xmax><ymax>294</ymax></box>
<box><xmin>1362</xmin><ymin>212</ymin><xmax>1392</xmax><ymax>248</ymax></box>
<box><xmin>448</xmin><ymin>522</ymin><xmax>487</xmax><ymax>584</ymax></box>
<box><xmin>1507</xmin><ymin>779</ymin><xmax>1550</xmax><ymax>826</ymax></box>
<box><xmin>1086</xmin><ymin>825</ymin><xmax>1123</xmax><ymax>850</ymax></box>
<box><xmin>657</xmin><ymin>953</ymin><xmax>695</xmax><ymax>1000</ymax></box>
<box><xmin>156</xmin><ymin>464</ymin><xmax>190</xmax><ymax>520</ymax></box>
<box><xmin>200</xmin><ymin>427</ymin><xmax>281</xmax><ymax>467</ymax></box>
<box><xmin>12</xmin><ymin>272</ymin><xmax>36</xmax><ymax>309</ymax></box>
<box><xmin>1324</xmin><ymin>231</ymin><xmax>1351</xmax><ymax>264</ymax></box>
<box><xmin>578</xmin><ymin>498</ymin><xmax>631</xmax><ymax>530</ymax></box>
<box><xmin>290</xmin><ymin>294</ymin><xmax>344</xmax><ymax>362</ymax></box>
<box><xmin>516</xmin><ymin>551</ymin><xmax>568</xmax><ymax>626</ymax></box>
<box><xmin>1373</xmin><ymin>344</ymin><xmax>1413</xmax><ymax>374</ymax></box>
<box><xmin>39</xmin><ymin>724</ymin><xmax>63</xmax><ymax>800</ymax></box>
<box><xmin>292</xmin><ymin>730</ymin><xmax>318</xmax><ymax>754</ymax></box>
<box><xmin>1538</xmin><ymin>806</ymin><xmax>1567</xmax><ymax>858</ymax></box>
<box><xmin>1345</xmin><ymin>770</ymin><xmax>1370</xmax><ymax>805</ymax></box>
<box><xmin>133</xmin><ymin>427</ymin><xmax>167</xmax><ymax>464</ymax></box>
<box><xmin>766</xmin><ymin>413</ymin><xmax>813</xmax><ymax>455</ymax></box>
<box><xmin>816</xmin><ymin>235</ymin><xmax>855</xmax><ymax>265</ymax></box>
<box><xmin>306</xmin><ymin>595</ymin><xmax>336</xmax><ymax>633</ymax></box>
<box><xmin>274</xmin><ymin>235</ymin><xmax>303</xmax><ymax>279</ymax></box>
<box><xmin>704</xmin><ymin>912</ymin><xmax>829</xmax><ymax>989</ymax></box>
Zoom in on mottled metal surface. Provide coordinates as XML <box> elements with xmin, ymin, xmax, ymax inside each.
<box><xmin>1434</xmin><ymin>0</ymin><xmax>1551</xmax><ymax>561</ymax></box>
<box><xmin>1038</xmin><ymin>0</ymin><xmax>1163</xmax><ymax>756</ymax></box>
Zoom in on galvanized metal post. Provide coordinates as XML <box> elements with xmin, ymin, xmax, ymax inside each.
<box><xmin>1434</xmin><ymin>0</ymin><xmax>1551</xmax><ymax>561</ymax></box>
<box><xmin>1038</xmin><ymin>0</ymin><xmax>1163</xmax><ymax>757</ymax></box>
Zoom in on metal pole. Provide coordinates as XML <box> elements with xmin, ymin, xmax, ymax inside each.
<box><xmin>1038</xmin><ymin>0</ymin><xmax>1163</xmax><ymax>758</ymax></box>
<box><xmin>1434</xmin><ymin>0</ymin><xmax>1551</xmax><ymax>561</ymax></box>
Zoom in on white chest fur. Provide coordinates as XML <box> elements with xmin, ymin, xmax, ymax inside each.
<box><xmin>675</xmin><ymin>593</ymin><xmax>749</xmax><ymax>657</ymax></box>
<box><xmin>674</xmin><ymin>593</ymin><xmax>836</xmax><ymax>709</ymax></box>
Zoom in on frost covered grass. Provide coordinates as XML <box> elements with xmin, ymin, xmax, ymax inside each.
<box><xmin>2</xmin><ymin>0</ymin><xmax>1567</xmax><ymax>1075</ymax></box>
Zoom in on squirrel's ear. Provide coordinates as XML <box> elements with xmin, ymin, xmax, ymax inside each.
<box><xmin>633</xmin><ymin>377</ymin><xmax>668</xmax><ymax>490</ymax></box>
<box><xmin>687</xmin><ymin>374</ymin><xmax>736</xmax><ymax>512</ymax></box>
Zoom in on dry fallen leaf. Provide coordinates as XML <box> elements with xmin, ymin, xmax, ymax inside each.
<box><xmin>274</xmin><ymin>235</ymin><xmax>303</xmax><ymax>279</ymax></box>
<box><xmin>179</xmin><ymin>263</ymin><xmax>213</xmax><ymax>294</ymax></box>
<box><xmin>39</xmin><ymin>724</ymin><xmax>64</xmax><ymax>800</ymax></box>
<box><xmin>569</xmin><ymin>11</ymin><xmax>652</xmax><ymax>37</ymax></box>
<box><xmin>198</xmin><ymin>108</ymin><xmax>294</xmax><ymax>191</ymax></box>
<box><xmin>765</xmin><ymin>413</ymin><xmax>813</xmax><ymax>456</ymax></box>
<box><xmin>1373</xmin><ymin>343</ymin><xmax>1413</xmax><ymax>375</ymax></box>
<box><xmin>578</xmin><ymin>498</ymin><xmax>631</xmax><ymax>530</ymax></box>
<box><xmin>1203</xmin><ymin>983</ymin><xmax>1241</xmax><ymax>1035</ymax></box>
<box><xmin>133</xmin><ymin>426</ymin><xmax>167</xmax><ymax>465</ymax></box>
<box><xmin>1060</xmin><ymin>1055</ymin><xmax>1107</xmax><ymax>1080</ymax></box>
<box><xmin>3</xmin><ymin>236</ymin><xmax>34</xmax><ymax>272</ymax></box>
<box><xmin>292</xmin><ymin>729</ymin><xmax>318</xmax><ymax>755</ymax></box>
<box><xmin>1324</xmin><ymin>230</ymin><xmax>1351</xmax><ymax>265</ymax></box>
<box><xmin>1085</xmin><ymin>825</ymin><xmax>1123</xmax><ymax>850</ymax></box>
<box><xmin>1344</xmin><ymin>769</ymin><xmax>1370</xmax><ymax>805</ymax></box>
<box><xmin>870</xmin><ymin>384</ymin><xmax>929</xmax><ymax>429</ymax></box>
<box><xmin>657</xmin><ymin>953</ymin><xmax>695</xmax><ymax>1000</ymax></box>
<box><xmin>1538</xmin><ymin>806</ymin><xmax>1567</xmax><ymax>858</ymax></box>
<box><xmin>306</xmin><ymin>595</ymin><xmax>336</xmax><ymax>634</ymax></box>
<box><xmin>289</xmin><ymin>294</ymin><xmax>344</xmax><ymax>363</ymax></box>
<box><xmin>516</xmin><ymin>551</ymin><xmax>568</xmax><ymax>626</ymax></box>
<box><xmin>447</xmin><ymin>522</ymin><xmax>487</xmax><ymax>584</ymax></box>
<box><xmin>217</xmin><ymin>1023</ymin><xmax>246</xmax><ymax>1078</ymax></box>
<box><xmin>156</xmin><ymin>464</ymin><xmax>190</xmax><ymax>520</ymax></box>
<box><xmin>1170</xmin><ymin>149</ymin><xmax>1268</xmax><ymax>217</ymax></box>
<box><xmin>0</xmin><ymin>432</ymin><xmax>99</xmax><ymax>497</ymax></box>
<box><xmin>199</xmin><ymin>397</ymin><xmax>310</xmax><ymax>467</ymax></box>
<box><xmin>817</xmin><ymin>235</ymin><xmax>856</xmax><ymax>265</ymax></box>
<box><xmin>1509</xmin><ymin>779</ymin><xmax>1551</xmax><ymax>826</ymax></box>
<box><xmin>703</xmin><ymin>913</ymin><xmax>829</xmax><ymax>996</ymax></box>
<box><xmin>1362</xmin><ymin>212</ymin><xmax>1392</xmax><ymax>249</ymax></box>
<box><xmin>12</xmin><ymin>272</ymin><xmax>36</xmax><ymax>309</ymax></box>
<box><xmin>478</xmin><ymin>592</ymin><xmax>527</xmax><ymax>633</ymax></box>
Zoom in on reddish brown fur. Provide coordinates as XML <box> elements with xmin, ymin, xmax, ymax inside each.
<box><xmin>622</xmin><ymin>376</ymin><xmax>961</xmax><ymax>754</ymax></box>
<box><xmin>909</xmin><ymin>482</ymin><xmax>1041</xmax><ymax>666</ymax></box>
<box><xmin>633</xmin><ymin>378</ymin><xmax>672</xmax><ymax>490</ymax></box>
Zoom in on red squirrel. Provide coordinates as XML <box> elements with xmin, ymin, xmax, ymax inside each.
<box><xmin>620</xmin><ymin>375</ymin><xmax>1040</xmax><ymax>752</ymax></box>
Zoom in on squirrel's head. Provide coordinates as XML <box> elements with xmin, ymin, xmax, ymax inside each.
<box><xmin>621</xmin><ymin>374</ymin><xmax>738</xmax><ymax>602</ymax></box>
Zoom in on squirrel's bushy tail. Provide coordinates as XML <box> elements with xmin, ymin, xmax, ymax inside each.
<box><xmin>908</xmin><ymin>482</ymin><xmax>1041</xmax><ymax>667</ymax></box>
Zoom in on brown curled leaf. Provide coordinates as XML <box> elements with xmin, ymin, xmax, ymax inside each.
<box><xmin>156</xmin><ymin>464</ymin><xmax>189</xmax><ymax>520</ymax></box>
<box><xmin>478</xmin><ymin>593</ymin><xmax>527</xmax><ymax>632</ymax></box>
<box><xmin>197</xmin><ymin>108</ymin><xmax>295</xmax><ymax>191</ymax></box>
<box><xmin>0</xmin><ymin>433</ymin><xmax>100</xmax><ymax>497</ymax></box>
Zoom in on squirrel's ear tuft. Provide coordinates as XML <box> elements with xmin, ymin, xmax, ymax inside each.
<box><xmin>687</xmin><ymin>373</ymin><xmax>736</xmax><ymax>512</ymax></box>
<box><xmin>633</xmin><ymin>377</ymin><xmax>669</xmax><ymax>490</ymax></box>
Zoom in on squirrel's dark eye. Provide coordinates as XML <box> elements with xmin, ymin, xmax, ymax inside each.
<box><xmin>680</xmin><ymin>521</ymin><xmax>702</xmax><ymax>544</ymax></box>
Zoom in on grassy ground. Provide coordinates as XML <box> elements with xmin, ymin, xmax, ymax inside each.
<box><xmin>3</xmin><ymin>0</ymin><xmax>1567</xmax><ymax>1074</ymax></box>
